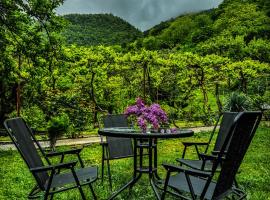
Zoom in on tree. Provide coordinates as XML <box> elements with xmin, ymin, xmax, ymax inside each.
<box><xmin>0</xmin><ymin>0</ymin><xmax>64</xmax><ymax>125</ymax></box>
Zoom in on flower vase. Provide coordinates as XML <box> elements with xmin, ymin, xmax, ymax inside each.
<box><xmin>142</xmin><ymin>125</ymin><xmax>151</xmax><ymax>133</ymax></box>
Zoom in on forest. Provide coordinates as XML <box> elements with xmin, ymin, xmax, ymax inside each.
<box><xmin>62</xmin><ymin>13</ymin><xmax>142</xmax><ymax>46</ymax></box>
<box><xmin>0</xmin><ymin>0</ymin><xmax>270</xmax><ymax>136</ymax></box>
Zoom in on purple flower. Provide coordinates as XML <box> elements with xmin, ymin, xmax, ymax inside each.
<box><xmin>149</xmin><ymin>103</ymin><xmax>168</xmax><ymax>123</ymax></box>
<box><xmin>125</xmin><ymin>105</ymin><xmax>141</xmax><ymax>116</ymax></box>
<box><xmin>125</xmin><ymin>97</ymin><xmax>168</xmax><ymax>131</ymax></box>
<box><xmin>171</xmin><ymin>128</ymin><xmax>177</xmax><ymax>133</ymax></box>
<box><xmin>136</xmin><ymin>97</ymin><xmax>145</xmax><ymax>109</ymax></box>
<box><xmin>137</xmin><ymin>117</ymin><xmax>147</xmax><ymax>131</ymax></box>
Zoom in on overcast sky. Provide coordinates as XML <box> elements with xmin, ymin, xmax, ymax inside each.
<box><xmin>57</xmin><ymin>0</ymin><xmax>223</xmax><ymax>31</ymax></box>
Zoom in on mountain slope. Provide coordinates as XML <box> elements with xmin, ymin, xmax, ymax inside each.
<box><xmin>137</xmin><ymin>0</ymin><xmax>270</xmax><ymax>56</ymax></box>
<box><xmin>62</xmin><ymin>13</ymin><xmax>143</xmax><ymax>46</ymax></box>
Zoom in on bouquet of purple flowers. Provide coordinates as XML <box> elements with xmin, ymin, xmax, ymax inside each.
<box><xmin>124</xmin><ymin>97</ymin><xmax>168</xmax><ymax>132</ymax></box>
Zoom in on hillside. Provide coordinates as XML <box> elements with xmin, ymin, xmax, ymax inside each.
<box><xmin>62</xmin><ymin>13</ymin><xmax>143</xmax><ymax>46</ymax></box>
<box><xmin>136</xmin><ymin>0</ymin><xmax>270</xmax><ymax>58</ymax></box>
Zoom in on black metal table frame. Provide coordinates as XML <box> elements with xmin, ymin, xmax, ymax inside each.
<box><xmin>98</xmin><ymin>129</ymin><xmax>194</xmax><ymax>200</ymax></box>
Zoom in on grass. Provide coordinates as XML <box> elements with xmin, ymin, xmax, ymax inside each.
<box><xmin>0</xmin><ymin>126</ymin><xmax>269</xmax><ymax>199</ymax></box>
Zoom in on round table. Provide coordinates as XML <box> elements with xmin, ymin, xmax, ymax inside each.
<box><xmin>98</xmin><ymin>128</ymin><xmax>194</xmax><ymax>200</ymax></box>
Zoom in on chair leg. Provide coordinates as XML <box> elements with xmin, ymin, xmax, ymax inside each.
<box><xmin>89</xmin><ymin>183</ymin><xmax>97</xmax><ymax>200</ymax></box>
<box><xmin>180</xmin><ymin>146</ymin><xmax>187</xmax><ymax>166</ymax></box>
<box><xmin>44</xmin><ymin>187</ymin><xmax>51</xmax><ymax>200</ymax></box>
<box><xmin>234</xmin><ymin>177</ymin><xmax>239</xmax><ymax>188</ymax></box>
<box><xmin>28</xmin><ymin>185</ymin><xmax>41</xmax><ymax>199</ymax></box>
<box><xmin>71</xmin><ymin>168</ymin><xmax>86</xmax><ymax>200</ymax></box>
<box><xmin>49</xmin><ymin>194</ymin><xmax>54</xmax><ymax>200</ymax></box>
<box><xmin>161</xmin><ymin>170</ymin><xmax>171</xmax><ymax>200</ymax></box>
<box><xmin>101</xmin><ymin>146</ymin><xmax>105</xmax><ymax>182</ymax></box>
<box><xmin>105</xmin><ymin>147</ymin><xmax>113</xmax><ymax>190</ymax></box>
<box><xmin>44</xmin><ymin>193</ymin><xmax>49</xmax><ymax>200</ymax></box>
<box><xmin>78</xmin><ymin>187</ymin><xmax>86</xmax><ymax>200</ymax></box>
<box><xmin>49</xmin><ymin>188</ymin><xmax>56</xmax><ymax>200</ymax></box>
<box><xmin>107</xmin><ymin>158</ymin><xmax>112</xmax><ymax>190</ymax></box>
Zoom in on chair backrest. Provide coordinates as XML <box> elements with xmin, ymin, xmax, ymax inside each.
<box><xmin>103</xmin><ymin>114</ymin><xmax>129</xmax><ymax>128</ymax></box>
<box><xmin>4</xmin><ymin>117</ymin><xmax>49</xmax><ymax>190</ymax></box>
<box><xmin>212</xmin><ymin>112</ymin><xmax>239</xmax><ymax>152</ymax></box>
<box><xmin>212</xmin><ymin>111</ymin><xmax>262</xmax><ymax>199</ymax></box>
<box><xmin>103</xmin><ymin>114</ymin><xmax>133</xmax><ymax>159</ymax></box>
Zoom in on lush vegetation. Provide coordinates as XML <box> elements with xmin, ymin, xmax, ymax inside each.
<box><xmin>0</xmin><ymin>126</ymin><xmax>269</xmax><ymax>199</ymax></box>
<box><xmin>62</xmin><ymin>14</ymin><xmax>143</xmax><ymax>46</ymax></box>
<box><xmin>0</xmin><ymin>0</ymin><xmax>269</xmax><ymax>135</ymax></box>
<box><xmin>1</xmin><ymin>1</ymin><xmax>270</xmax><ymax>198</ymax></box>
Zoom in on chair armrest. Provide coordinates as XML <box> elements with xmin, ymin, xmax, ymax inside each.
<box><xmin>182</xmin><ymin>141</ymin><xmax>209</xmax><ymax>147</ymax></box>
<box><xmin>181</xmin><ymin>141</ymin><xmax>209</xmax><ymax>159</ymax></box>
<box><xmin>162</xmin><ymin>163</ymin><xmax>211</xmax><ymax>178</ymax></box>
<box><xmin>30</xmin><ymin>161</ymin><xmax>77</xmax><ymax>172</ymax></box>
<box><xmin>199</xmin><ymin>153</ymin><xmax>217</xmax><ymax>161</ymax></box>
<box><xmin>199</xmin><ymin>153</ymin><xmax>225</xmax><ymax>161</ymax></box>
<box><xmin>46</xmin><ymin>148</ymin><xmax>83</xmax><ymax>157</ymax></box>
<box><xmin>211</xmin><ymin>150</ymin><xmax>227</xmax><ymax>155</ymax></box>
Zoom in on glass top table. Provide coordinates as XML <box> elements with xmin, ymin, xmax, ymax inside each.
<box><xmin>98</xmin><ymin>127</ymin><xmax>194</xmax><ymax>138</ymax></box>
<box><xmin>98</xmin><ymin>127</ymin><xmax>194</xmax><ymax>200</ymax></box>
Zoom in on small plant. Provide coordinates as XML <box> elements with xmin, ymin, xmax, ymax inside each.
<box><xmin>224</xmin><ymin>92</ymin><xmax>252</xmax><ymax>112</ymax></box>
<box><xmin>47</xmin><ymin>113</ymin><xmax>70</xmax><ymax>151</ymax></box>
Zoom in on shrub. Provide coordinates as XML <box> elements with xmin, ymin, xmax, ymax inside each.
<box><xmin>224</xmin><ymin>92</ymin><xmax>252</xmax><ymax>112</ymax></box>
<box><xmin>47</xmin><ymin>113</ymin><xmax>70</xmax><ymax>151</ymax></box>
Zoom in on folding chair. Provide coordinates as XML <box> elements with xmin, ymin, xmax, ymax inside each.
<box><xmin>100</xmin><ymin>114</ymin><xmax>133</xmax><ymax>189</ymax></box>
<box><xmin>161</xmin><ymin>111</ymin><xmax>262</xmax><ymax>200</ymax></box>
<box><xmin>177</xmin><ymin>112</ymin><xmax>238</xmax><ymax>171</ymax></box>
<box><xmin>4</xmin><ymin>117</ymin><xmax>98</xmax><ymax>200</ymax></box>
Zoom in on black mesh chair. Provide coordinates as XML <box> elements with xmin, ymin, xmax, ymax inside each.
<box><xmin>100</xmin><ymin>114</ymin><xmax>133</xmax><ymax>189</ymax></box>
<box><xmin>161</xmin><ymin>111</ymin><xmax>262</xmax><ymax>200</ymax></box>
<box><xmin>177</xmin><ymin>112</ymin><xmax>238</xmax><ymax>171</ymax></box>
<box><xmin>4</xmin><ymin>117</ymin><xmax>98</xmax><ymax>200</ymax></box>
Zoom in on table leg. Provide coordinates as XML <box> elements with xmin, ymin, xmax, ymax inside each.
<box><xmin>108</xmin><ymin>138</ymin><xmax>162</xmax><ymax>200</ymax></box>
<box><xmin>153</xmin><ymin>139</ymin><xmax>162</xmax><ymax>181</ymax></box>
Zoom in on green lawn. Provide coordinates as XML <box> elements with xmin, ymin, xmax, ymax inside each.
<box><xmin>0</xmin><ymin>126</ymin><xmax>269</xmax><ymax>199</ymax></box>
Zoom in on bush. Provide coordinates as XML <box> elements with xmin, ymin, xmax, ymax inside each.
<box><xmin>47</xmin><ymin>113</ymin><xmax>70</xmax><ymax>151</ymax></box>
<box><xmin>224</xmin><ymin>92</ymin><xmax>252</xmax><ymax>112</ymax></box>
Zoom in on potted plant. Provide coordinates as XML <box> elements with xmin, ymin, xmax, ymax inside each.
<box><xmin>224</xmin><ymin>92</ymin><xmax>252</xmax><ymax>112</ymax></box>
<box><xmin>47</xmin><ymin>113</ymin><xmax>70</xmax><ymax>151</ymax></box>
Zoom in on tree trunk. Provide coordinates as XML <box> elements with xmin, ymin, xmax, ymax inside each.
<box><xmin>215</xmin><ymin>83</ymin><xmax>223</xmax><ymax>113</ymax></box>
<box><xmin>16</xmin><ymin>54</ymin><xmax>22</xmax><ymax>117</ymax></box>
<box><xmin>89</xmin><ymin>70</ymin><xmax>99</xmax><ymax>128</ymax></box>
<box><xmin>143</xmin><ymin>62</ymin><xmax>147</xmax><ymax>100</ymax></box>
<box><xmin>239</xmin><ymin>70</ymin><xmax>247</xmax><ymax>93</ymax></box>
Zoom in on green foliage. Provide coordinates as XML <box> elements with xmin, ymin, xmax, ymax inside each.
<box><xmin>1</xmin><ymin>0</ymin><xmax>270</xmax><ymax>131</ymax></box>
<box><xmin>47</xmin><ymin>113</ymin><xmax>70</xmax><ymax>134</ymax></box>
<box><xmin>1</xmin><ymin>2</ymin><xmax>269</xmax><ymax>198</ymax></box>
<box><xmin>20</xmin><ymin>106</ymin><xmax>47</xmax><ymax>130</ymax></box>
<box><xmin>0</xmin><ymin>0</ymin><xmax>65</xmax><ymax>126</ymax></box>
<box><xmin>62</xmin><ymin>14</ymin><xmax>143</xmax><ymax>46</ymax></box>
<box><xmin>138</xmin><ymin>0</ymin><xmax>270</xmax><ymax>64</ymax></box>
<box><xmin>47</xmin><ymin>113</ymin><xmax>70</xmax><ymax>150</ymax></box>
<box><xmin>224</xmin><ymin>92</ymin><xmax>252</xmax><ymax>112</ymax></box>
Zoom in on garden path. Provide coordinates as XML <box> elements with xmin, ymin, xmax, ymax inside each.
<box><xmin>0</xmin><ymin>126</ymin><xmax>216</xmax><ymax>150</ymax></box>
